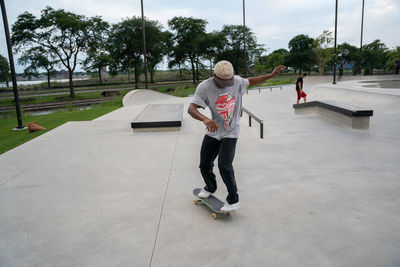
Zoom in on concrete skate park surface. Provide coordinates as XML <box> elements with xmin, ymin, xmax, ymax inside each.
<box><xmin>1</xmin><ymin>75</ymin><xmax>400</xmax><ymax>266</ymax></box>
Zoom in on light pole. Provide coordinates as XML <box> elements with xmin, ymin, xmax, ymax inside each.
<box><xmin>332</xmin><ymin>0</ymin><xmax>338</xmax><ymax>84</ymax></box>
<box><xmin>243</xmin><ymin>0</ymin><xmax>247</xmax><ymax>78</ymax></box>
<box><xmin>141</xmin><ymin>0</ymin><xmax>148</xmax><ymax>89</ymax></box>
<box><xmin>360</xmin><ymin>0</ymin><xmax>365</xmax><ymax>75</ymax></box>
<box><xmin>1</xmin><ymin>0</ymin><xmax>24</xmax><ymax>129</ymax></box>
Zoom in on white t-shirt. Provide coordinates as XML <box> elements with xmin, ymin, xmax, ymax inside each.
<box><xmin>191</xmin><ymin>75</ymin><xmax>249</xmax><ymax>140</ymax></box>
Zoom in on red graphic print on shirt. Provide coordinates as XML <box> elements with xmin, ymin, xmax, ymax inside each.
<box><xmin>216</xmin><ymin>93</ymin><xmax>236</xmax><ymax>130</ymax></box>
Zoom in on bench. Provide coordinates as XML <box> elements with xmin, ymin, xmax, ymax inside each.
<box><xmin>101</xmin><ymin>90</ymin><xmax>120</xmax><ymax>97</ymax></box>
<box><xmin>293</xmin><ymin>101</ymin><xmax>373</xmax><ymax>129</ymax></box>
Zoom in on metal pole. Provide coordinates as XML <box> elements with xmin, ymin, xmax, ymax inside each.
<box><xmin>243</xmin><ymin>0</ymin><xmax>247</xmax><ymax>78</ymax></box>
<box><xmin>141</xmin><ymin>0</ymin><xmax>148</xmax><ymax>89</ymax></box>
<box><xmin>333</xmin><ymin>0</ymin><xmax>338</xmax><ymax>84</ymax></box>
<box><xmin>360</xmin><ymin>0</ymin><xmax>365</xmax><ymax>75</ymax></box>
<box><xmin>1</xmin><ymin>0</ymin><xmax>24</xmax><ymax>129</ymax></box>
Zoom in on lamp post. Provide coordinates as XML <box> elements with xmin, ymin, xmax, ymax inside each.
<box><xmin>243</xmin><ymin>0</ymin><xmax>247</xmax><ymax>78</ymax></box>
<box><xmin>359</xmin><ymin>0</ymin><xmax>365</xmax><ymax>75</ymax></box>
<box><xmin>1</xmin><ymin>0</ymin><xmax>24</xmax><ymax>129</ymax></box>
<box><xmin>141</xmin><ymin>0</ymin><xmax>148</xmax><ymax>89</ymax></box>
<box><xmin>332</xmin><ymin>0</ymin><xmax>338</xmax><ymax>84</ymax></box>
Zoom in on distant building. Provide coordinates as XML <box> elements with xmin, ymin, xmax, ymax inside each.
<box><xmin>56</xmin><ymin>70</ymin><xmax>69</xmax><ymax>79</ymax></box>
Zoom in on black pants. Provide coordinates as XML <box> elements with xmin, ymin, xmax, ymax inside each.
<box><xmin>396</xmin><ymin>67</ymin><xmax>399</xmax><ymax>74</ymax></box>
<box><xmin>199</xmin><ymin>135</ymin><xmax>238</xmax><ymax>204</ymax></box>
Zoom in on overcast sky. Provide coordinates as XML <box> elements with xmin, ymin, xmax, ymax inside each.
<box><xmin>1</xmin><ymin>0</ymin><xmax>399</xmax><ymax>73</ymax></box>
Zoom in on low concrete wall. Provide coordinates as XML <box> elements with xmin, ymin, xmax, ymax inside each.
<box><xmin>295</xmin><ymin>104</ymin><xmax>371</xmax><ymax>129</ymax></box>
<box><xmin>307</xmin><ymin>82</ymin><xmax>400</xmax><ymax>112</ymax></box>
<box><xmin>131</xmin><ymin>103</ymin><xmax>184</xmax><ymax>131</ymax></box>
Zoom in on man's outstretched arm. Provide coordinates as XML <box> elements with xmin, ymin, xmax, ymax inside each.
<box><xmin>188</xmin><ymin>103</ymin><xmax>219</xmax><ymax>132</ymax></box>
<box><xmin>248</xmin><ymin>65</ymin><xmax>286</xmax><ymax>87</ymax></box>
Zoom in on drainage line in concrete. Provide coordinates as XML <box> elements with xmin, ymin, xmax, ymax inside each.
<box><xmin>149</xmin><ymin>131</ymin><xmax>180</xmax><ymax>267</ymax></box>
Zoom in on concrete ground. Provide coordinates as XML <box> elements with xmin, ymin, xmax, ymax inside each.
<box><xmin>1</xmin><ymin>75</ymin><xmax>400</xmax><ymax>267</ymax></box>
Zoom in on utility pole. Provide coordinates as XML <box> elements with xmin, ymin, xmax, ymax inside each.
<box><xmin>1</xmin><ymin>0</ymin><xmax>24</xmax><ymax>129</ymax></box>
<box><xmin>332</xmin><ymin>0</ymin><xmax>338</xmax><ymax>84</ymax></box>
<box><xmin>360</xmin><ymin>0</ymin><xmax>365</xmax><ymax>75</ymax></box>
<box><xmin>141</xmin><ymin>0</ymin><xmax>148</xmax><ymax>89</ymax></box>
<box><xmin>243</xmin><ymin>0</ymin><xmax>247</xmax><ymax>78</ymax></box>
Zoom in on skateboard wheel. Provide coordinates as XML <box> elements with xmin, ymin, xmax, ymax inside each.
<box><xmin>227</xmin><ymin>212</ymin><xmax>231</xmax><ymax>216</ymax></box>
<box><xmin>212</xmin><ymin>213</ymin><xmax>217</xmax><ymax>219</ymax></box>
<box><xmin>194</xmin><ymin>199</ymin><xmax>199</xmax><ymax>205</ymax></box>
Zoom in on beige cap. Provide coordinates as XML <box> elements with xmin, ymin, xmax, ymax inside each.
<box><xmin>214</xmin><ymin>60</ymin><xmax>234</xmax><ymax>87</ymax></box>
<box><xmin>214</xmin><ymin>60</ymin><xmax>234</xmax><ymax>79</ymax></box>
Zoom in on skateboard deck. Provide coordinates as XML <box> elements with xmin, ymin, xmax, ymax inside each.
<box><xmin>193</xmin><ymin>188</ymin><xmax>230</xmax><ymax>219</ymax></box>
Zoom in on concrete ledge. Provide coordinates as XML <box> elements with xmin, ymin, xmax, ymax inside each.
<box><xmin>131</xmin><ymin>103</ymin><xmax>183</xmax><ymax>131</ymax></box>
<box><xmin>293</xmin><ymin>101</ymin><xmax>373</xmax><ymax>129</ymax></box>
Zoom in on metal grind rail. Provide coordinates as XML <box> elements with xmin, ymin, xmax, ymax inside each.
<box><xmin>247</xmin><ymin>84</ymin><xmax>283</xmax><ymax>94</ymax></box>
<box><xmin>0</xmin><ymin>97</ymin><xmax>114</xmax><ymax>113</ymax></box>
<box><xmin>247</xmin><ymin>83</ymin><xmax>297</xmax><ymax>93</ymax></box>
<box><xmin>240</xmin><ymin>107</ymin><xmax>263</xmax><ymax>139</ymax></box>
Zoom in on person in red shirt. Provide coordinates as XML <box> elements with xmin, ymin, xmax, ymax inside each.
<box><xmin>296</xmin><ymin>73</ymin><xmax>307</xmax><ymax>104</ymax></box>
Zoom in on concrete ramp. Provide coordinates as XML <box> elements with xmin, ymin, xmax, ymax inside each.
<box><xmin>123</xmin><ymin>89</ymin><xmax>181</xmax><ymax>107</ymax></box>
<box><xmin>307</xmin><ymin>78</ymin><xmax>400</xmax><ymax>111</ymax></box>
<box><xmin>131</xmin><ymin>103</ymin><xmax>183</xmax><ymax>131</ymax></box>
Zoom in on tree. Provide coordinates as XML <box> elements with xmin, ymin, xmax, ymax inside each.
<box><xmin>313</xmin><ymin>30</ymin><xmax>333</xmax><ymax>75</ymax></box>
<box><xmin>83</xmin><ymin>18</ymin><xmax>110</xmax><ymax>84</ymax></box>
<box><xmin>254</xmin><ymin>54</ymin><xmax>268</xmax><ymax>74</ymax></box>
<box><xmin>216</xmin><ymin>25</ymin><xmax>265</xmax><ymax>75</ymax></box>
<box><xmin>266</xmin><ymin>53</ymin><xmax>285</xmax><ymax>71</ymax></box>
<box><xmin>108</xmin><ymin>17</ymin><xmax>144</xmax><ymax>88</ymax></box>
<box><xmin>83</xmin><ymin>53</ymin><xmax>110</xmax><ymax>84</ymax></box>
<box><xmin>335</xmin><ymin>43</ymin><xmax>359</xmax><ymax>75</ymax></box>
<box><xmin>385</xmin><ymin>46</ymin><xmax>400</xmax><ymax>71</ymax></box>
<box><xmin>337</xmin><ymin>43</ymin><xmax>359</xmax><ymax>62</ymax></box>
<box><xmin>12</xmin><ymin>7</ymin><xmax>108</xmax><ymax>98</ymax></box>
<box><xmin>272</xmin><ymin>49</ymin><xmax>289</xmax><ymax>56</ymax></box>
<box><xmin>253</xmin><ymin>49</ymin><xmax>288</xmax><ymax>74</ymax></box>
<box><xmin>144</xmin><ymin>20</ymin><xmax>173</xmax><ymax>83</ymax></box>
<box><xmin>0</xmin><ymin>54</ymin><xmax>10</xmax><ymax>87</ymax></box>
<box><xmin>168</xmin><ymin>48</ymin><xmax>187</xmax><ymax>79</ymax></box>
<box><xmin>286</xmin><ymin>34</ymin><xmax>315</xmax><ymax>73</ymax></box>
<box><xmin>362</xmin><ymin>39</ymin><xmax>388</xmax><ymax>74</ymax></box>
<box><xmin>197</xmin><ymin>31</ymin><xmax>225</xmax><ymax>77</ymax></box>
<box><xmin>18</xmin><ymin>47</ymin><xmax>58</xmax><ymax>88</ymax></box>
<box><xmin>168</xmin><ymin>16</ymin><xmax>207</xmax><ymax>84</ymax></box>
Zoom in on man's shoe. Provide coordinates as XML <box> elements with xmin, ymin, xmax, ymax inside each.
<box><xmin>197</xmin><ymin>188</ymin><xmax>212</xmax><ymax>198</ymax></box>
<box><xmin>221</xmin><ymin>202</ymin><xmax>240</xmax><ymax>212</ymax></box>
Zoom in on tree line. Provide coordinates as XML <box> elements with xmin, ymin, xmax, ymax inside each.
<box><xmin>0</xmin><ymin>6</ymin><xmax>399</xmax><ymax>98</ymax></box>
<box><xmin>260</xmin><ymin>30</ymin><xmax>400</xmax><ymax>76</ymax></box>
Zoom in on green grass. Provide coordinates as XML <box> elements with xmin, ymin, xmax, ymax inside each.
<box><xmin>0</xmin><ymin>90</ymin><xmax>131</xmax><ymax>107</ymax></box>
<box><xmin>0</xmin><ymin>100</ymin><xmax>123</xmax><ymax>155</ymax></box>
<box><xmin>171</xmin><ymin>85</ymin><xmax>197</xmax><ymax>97</ymax></box>
<box><xmin>257</xmin><ymin>77</ymin><xmax>295</xmax><ymax>87</ymax></box>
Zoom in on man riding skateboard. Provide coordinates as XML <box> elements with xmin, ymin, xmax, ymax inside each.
<box><xmin>188</xmin><ymin>60</ymin><xmax>285</xmax><ymax>212</ymax></box>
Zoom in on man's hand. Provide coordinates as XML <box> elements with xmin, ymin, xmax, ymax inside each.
<box><xmin>248</xmin><ymin>65</ymin><xmax>286</xmax><ymax>87</ymax></box>
<box><xmin>271</xmin><ymin>65</ymin><xmax>286</xmax><ymax>77</ymax></box>
<box><xmin>202</xmin><ymin>118</ymin><xmax>219</xmax><ymax>132</ymax></box>
<box><xmin>188</xmin><ymin>103</ymin><xmax>218</xmax><ymax>132</ymax></box>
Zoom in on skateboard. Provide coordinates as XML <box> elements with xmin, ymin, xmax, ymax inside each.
<box><xmin>193</xmin><ymin>188</ymin><xmax>231</xmax><ymax>219</ymax></box>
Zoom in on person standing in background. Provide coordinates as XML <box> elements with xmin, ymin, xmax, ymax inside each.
<box><xmin>296</xmin><ymin>73</ymin><xmax>307</xmax><ymax>104</ymax></box>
